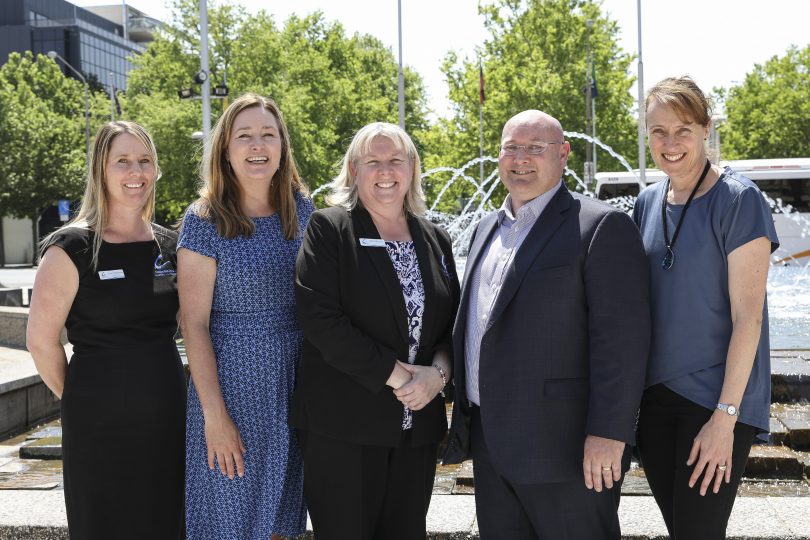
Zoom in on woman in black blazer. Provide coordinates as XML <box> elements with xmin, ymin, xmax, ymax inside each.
<box><xmin>291</xmin><ymin>122</ymin><xmax>460</xmax><ymax>540</ymax></box>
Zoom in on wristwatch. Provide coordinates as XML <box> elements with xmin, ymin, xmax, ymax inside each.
<box><xmin>716</xmin><ymin>403</ymin><xmax>739</xmax><ymax>416</ymax></box>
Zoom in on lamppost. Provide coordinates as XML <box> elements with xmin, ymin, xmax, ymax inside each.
<box><xmin>47</xmin><ymin>51</ymin><xmax>90</xmax><ymax>160</ymax></box>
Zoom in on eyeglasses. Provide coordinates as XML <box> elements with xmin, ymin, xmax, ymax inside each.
<box><xmin>499</xmin><ymin>142</ymin><xmax>563</xmax><ymax>156</ymax></box>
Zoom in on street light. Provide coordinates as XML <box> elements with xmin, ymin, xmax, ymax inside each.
<box><xmin>47</xmin><ymin>51</ymin><xmax>90</xmax><ymax>161</ymax></box>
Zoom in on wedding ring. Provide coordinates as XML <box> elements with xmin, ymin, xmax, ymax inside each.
<box><xmin>718</xmin><ymin>465</ymin><xmax>727</xmax><ymax>471</ymax></box>
<box><xmin>601</xmin><ymin>467</ymin><xmax>612</xmax><ymax>472</ymax></box>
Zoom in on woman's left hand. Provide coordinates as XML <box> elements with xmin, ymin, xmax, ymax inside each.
<box><xmin>392</xmin><ymin>361</ymin><xmax>444</xmax><ymax>411</ymax></box>
<box><xmin>687</xmin><ymin>412</ymin><xmax>736</xmax><ymax>495</ymax></box>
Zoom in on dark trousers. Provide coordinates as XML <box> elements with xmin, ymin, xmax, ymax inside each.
<box><xmin>298</xmin><ymin>429</ymin><xmax>437</xmax><ymax>540</ymax></box>
<box><xmin>637</xmin><ymin>384</ymin><xmax>757</xmax><ymax>540</ymax></box>
<box><xmin>470</xmin><ymin>406</ymin><xmax>625</xmax><ymax>540</ymax></box>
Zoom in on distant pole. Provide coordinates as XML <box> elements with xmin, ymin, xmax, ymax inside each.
<box><xmin>478</xmin><ymin>60</ymin><xmax>485</xmax><ymax>187</ymax></box>
<box><xmin>397</xmin><ymin>0</ymin><xmax>405</xmax><ymax>129</ymax></box>
<box><xmin>584</xmin><ymin>19</ymin><xmax>594</xmax><ymax>188</ymax></box>
<box><xmin>637</xmin><ymin>0</ymin><xmax>646</xmax><ymax>185</ymax></box>
<box><xmin>200</xmin><ymin>0</ymin><xmax>211</xmax><ymax>144</ymax></box>
<box><xmin>108</xmin><ymin>72</ymin><xmax>115</xmax><ymax>120</ymax></box>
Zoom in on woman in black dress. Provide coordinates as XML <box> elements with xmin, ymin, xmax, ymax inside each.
<box><xmin>26</xmin><ymin>121</ymin><xmax>185</xmax><ymax>539</ymax></box>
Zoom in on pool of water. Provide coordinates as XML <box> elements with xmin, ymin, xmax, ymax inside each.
<box><xmin>768</xmin><ymin>266</ymin><xmax>810</xmax><ymax>350</ymax></box>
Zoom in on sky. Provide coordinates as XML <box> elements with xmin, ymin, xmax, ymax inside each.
<box><xmin>73</xmin><ymin>0</ymin><xmax>810</xmax><ymax>120</ymax></box>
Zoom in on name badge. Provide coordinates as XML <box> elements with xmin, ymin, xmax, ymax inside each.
<box><xmin>99</xmin><ymin>269</ymin><xmax>125</xmax><ymax>280</ymax></box>
<box><xmin>360</xmin><ymin>238</ymin><xmax>386</xmax><ymax>248</ymax></box>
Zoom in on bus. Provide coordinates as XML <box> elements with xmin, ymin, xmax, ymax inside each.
<box><xmin>594</xmin><ymin>158</ymin><xmax>810</xmax><ymax>265</ymax></box>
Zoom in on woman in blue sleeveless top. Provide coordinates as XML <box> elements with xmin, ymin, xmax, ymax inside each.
<box><xmin>178</xmin><ymin>93</ymin><xmax>312</xmax><ymax>539</ymax></box>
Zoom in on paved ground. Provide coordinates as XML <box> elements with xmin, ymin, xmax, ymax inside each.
<box><xmin>0</xmin><ymin>488</ymin><xmax>810</xmax><ymax>539</ymax></box>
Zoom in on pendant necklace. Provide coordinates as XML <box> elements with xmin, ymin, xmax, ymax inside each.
<box><xmin>660</xmin><ymin>159</ymin><xmax>711</xmax><ymax>270</ymax></box>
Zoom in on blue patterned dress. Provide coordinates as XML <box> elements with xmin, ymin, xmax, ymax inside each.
<box><xmin>179</xmin><ymin>193</ymin><xmax>313</xmax><ymax>539</ymax></box>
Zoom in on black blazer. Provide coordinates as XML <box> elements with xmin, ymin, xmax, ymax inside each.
<box><xmin>444</xmin><ymin>186</ymin><xmax>651</xmax><ymax>484</ymax></box>
<box><xmin>291</xmin><ymin>205</ymin><xmax>460</xmax><ymax>447</ymax></box>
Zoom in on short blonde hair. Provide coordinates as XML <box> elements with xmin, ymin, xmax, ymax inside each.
<box><xmin>194</xmin><ymin>93</ymin><xmax>308</xmax><ymax>239</ymax></box>
<box><xmin>327</xmin><ymin>122</ymin><xmax>426</xmax><ymax>216</ymax></box>
<box><xmin>646</xmin><ymin>76</ymin><xmax>712</xmax><ymax>127</ymax></box>
<box><xmin>42</xmin><ymin>121</ymin><xmax>160</xmax><ymax>269</ymax></box>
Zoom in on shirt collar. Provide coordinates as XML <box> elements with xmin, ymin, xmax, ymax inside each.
<box><xmin>497</xmin><ymin>179</ymin><xmax>563</xmax><ymax>225</ymax></box>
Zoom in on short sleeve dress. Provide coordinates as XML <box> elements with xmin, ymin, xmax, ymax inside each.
<box><xmin>48</xmin><ymin>225</ymin><xmax>185</xmax><ymax>540</ymax></box>
<box><xmin>181</xmin><ymin>193</ymin><xmax>313</xmax><ymax>539</ymax></box>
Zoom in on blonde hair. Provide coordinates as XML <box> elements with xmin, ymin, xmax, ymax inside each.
<box><xmin>193</xmin><ymin>93</ymin><xmax>308</xmax><ymax>239</ymax></box>
<box><xmin>41</xmin><ymin>121</ymin><xmax>160</xmax><ymax>269</ymax></box>
<box><xmin>646</xmin><ymin>76</ymin><xmax>712</xmax><ymax>127</ymax></box>
<box><xmin>327</xmin><ymin>122</ymin><xmax>426</xmax><ymax>216</ymax></box>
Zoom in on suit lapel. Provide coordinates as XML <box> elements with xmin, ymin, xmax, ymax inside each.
<box><xmin>352</xmin><ymin>207</ymin><xmax>409</xmax><ymax>344</ymax></box>
<box><xmin>454</xmin><ymin>211</ymin><xmax>499</xmax><ymax>337</ymax></box>
<box><xmin>485</xmin><ymin>186</ymin><xmax>572</xmax><ymax>330</ymax></box>
<box><xmin>452</xmin><ymin>211</ymin><xmax>500</xmax><ymax>383</ymax></box>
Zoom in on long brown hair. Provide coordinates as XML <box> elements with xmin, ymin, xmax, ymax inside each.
<box><xmin>193</xmin><ymin>93</ymin><xmax>308</xmax><ymax>239</ymax></box>
<box><xmin>41</xmin><ymin>121</ymin><xmax>160</xmax><ymax>269</ymax></box>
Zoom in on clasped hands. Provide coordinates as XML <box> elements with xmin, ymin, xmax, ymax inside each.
<box><xmin>389</xmin><ymin>360</ymin><xmax>444</xmax><ymax>411</ymax></box>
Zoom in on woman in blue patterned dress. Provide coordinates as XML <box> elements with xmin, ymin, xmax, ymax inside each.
<box><xmin>178</xmin><ymin>93</ymin><xmax>312</xmax><ymax>539</ymax></box>
<box><xmin>292</xmin><ymin>122</ymin><xmax>460</xmax><ymax>539</ymax></box>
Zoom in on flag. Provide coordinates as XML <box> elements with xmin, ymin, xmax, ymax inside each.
<box><xmin>590</xmin><ymin>63</ymin><xmax>598</xmax><ymax>99</ymax></box>
<box><xmin>479</xmin><ymin>63</ymin><xmax>485</xmax><ymax>104</ymax></box>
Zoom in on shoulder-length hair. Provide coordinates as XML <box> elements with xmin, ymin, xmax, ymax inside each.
<box><xmin>193</xmin><ymin>93</ymin><xmax>308</xmax><ymax>240</ymax></box>
<box><xmin>41</xmin><ymin>121</ymin><xmax>160</xmax><ymax>269</ymax></box>
<box><xmin>327</xmin><ymin>122</ymin><xmax>426</xmax><ymax>216</ymax></box>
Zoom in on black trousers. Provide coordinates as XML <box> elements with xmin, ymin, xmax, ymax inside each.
<box><xmin>297</xmin><ymin>429</ymin><xmax>438</xmax><ymax>540</ymax></box>
<box><xmin>470</xmin><ymin>406</ymin><xmax>625</xmax><ymax>540</ymax></box>
<box><xmin>637</xmin><ymin>384</ymin><xmax>757</xmax><ymax>540</ymax></box>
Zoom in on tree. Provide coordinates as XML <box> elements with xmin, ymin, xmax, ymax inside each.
<box><xmin>0</xmin><ymin>52</ymin><xmax>100</xmax><ymax>261</ymax></box>
<box><xmin>719</xmin><ymin>45</ymin><xmax>810</xmax><ymax>160</ymax></box>
<box><xmin>125</xmin><ymin>0</ymin><xmax>431</xmax><ymax>219</ymax></box>
<box><xmin>421</xmin><ymin>0</ymin><xmax>637</xmax><ymax>212</ymax></box>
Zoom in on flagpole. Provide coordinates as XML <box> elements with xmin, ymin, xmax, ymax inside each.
<box><xmin>479</xmin><ymin>60</ymin><xmax>484</xmax><ymax>188</ymax></box>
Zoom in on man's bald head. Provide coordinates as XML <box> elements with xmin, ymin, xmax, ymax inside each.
<box><xmin>501</xmin><ymin>110</ymin><xmax>564</xmax><ymax>144</ymax></box>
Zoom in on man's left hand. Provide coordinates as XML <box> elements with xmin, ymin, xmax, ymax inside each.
<box><xmin>583</xmin><ymin>435</ymin><xmax>625</xmax><ymax>492</ymax></box>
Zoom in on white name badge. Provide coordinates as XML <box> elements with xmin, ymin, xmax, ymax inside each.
<box><xmin>98</xmin><ymin>269</ymin><xmax>125</xmax><ymax>280</ymax></box>
<box><xmin>359</xmin><ymin>238</ymin><xmax>387</xmax><ymax>248</ymax></box>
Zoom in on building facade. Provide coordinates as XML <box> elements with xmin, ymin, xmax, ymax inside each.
<box><xmin>0</xmin><ymin>0</ymin><xmax>158</xmax><ymax>91</ymax></box>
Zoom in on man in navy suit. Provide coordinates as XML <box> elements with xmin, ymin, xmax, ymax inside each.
<box><xmin>444</xmin><ymin>110</ymin><xmax>650</xmax><ymax>539</ymax></box>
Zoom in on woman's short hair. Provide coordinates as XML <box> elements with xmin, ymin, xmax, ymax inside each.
<box><xmin>194</xmin><ymin>93</ymin><xmax>308</xmax><ymax>240</ymax></box>
<box><xmin>646</xmin><ymin>76</ymin><xmax>712</xmax><ymax>127</ymax></box>
<box><xmin>42</xmin><ymin>121</ymin><xmax>160</xmax><ymax>268</ymax></box>
<box><xmin>327</xmin><ymin>122</ymin><xmax>426</xmax><ymax>216</ymax></box>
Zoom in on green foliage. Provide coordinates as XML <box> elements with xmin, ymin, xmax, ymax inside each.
<box><xmin>422</xmin><ymin>0</ymin><xmax>637</xmax><ymax>212</ymax></box>
<box><xmin>719</xmin><ymin>45</ymin><xmax>810</xmax><ymax>160</ymax></box>
<box><xmin>0</xmin><ymin>52</ymin><xmax>87</xmax><ymax>221</ymax></box>
<box><xmin>125</xmin><ymin>0</ymin><xmax>431</xmax><ymax>216</ymax></box>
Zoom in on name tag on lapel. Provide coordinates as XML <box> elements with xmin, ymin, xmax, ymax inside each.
<box><xmin>99</xmin><ymin>269</ymin><xmax>125</xmax><ymax>280</ymax></box>
<box><xmin>359</xmin><ymin>238</ymin><xmax>386</xmax><ymax>248</ymax></box>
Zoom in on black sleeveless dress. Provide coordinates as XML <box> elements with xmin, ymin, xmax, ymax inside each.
<box><xmin>46</xmin><ymin>225</ymin><xmax>185</xmax><ymax>539</ymax></box>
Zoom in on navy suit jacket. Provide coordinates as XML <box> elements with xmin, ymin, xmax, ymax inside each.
<box><xmin>444</xmin><ymin>185</ymin><xmax>651</xmax><ymax>484</ymax></box>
